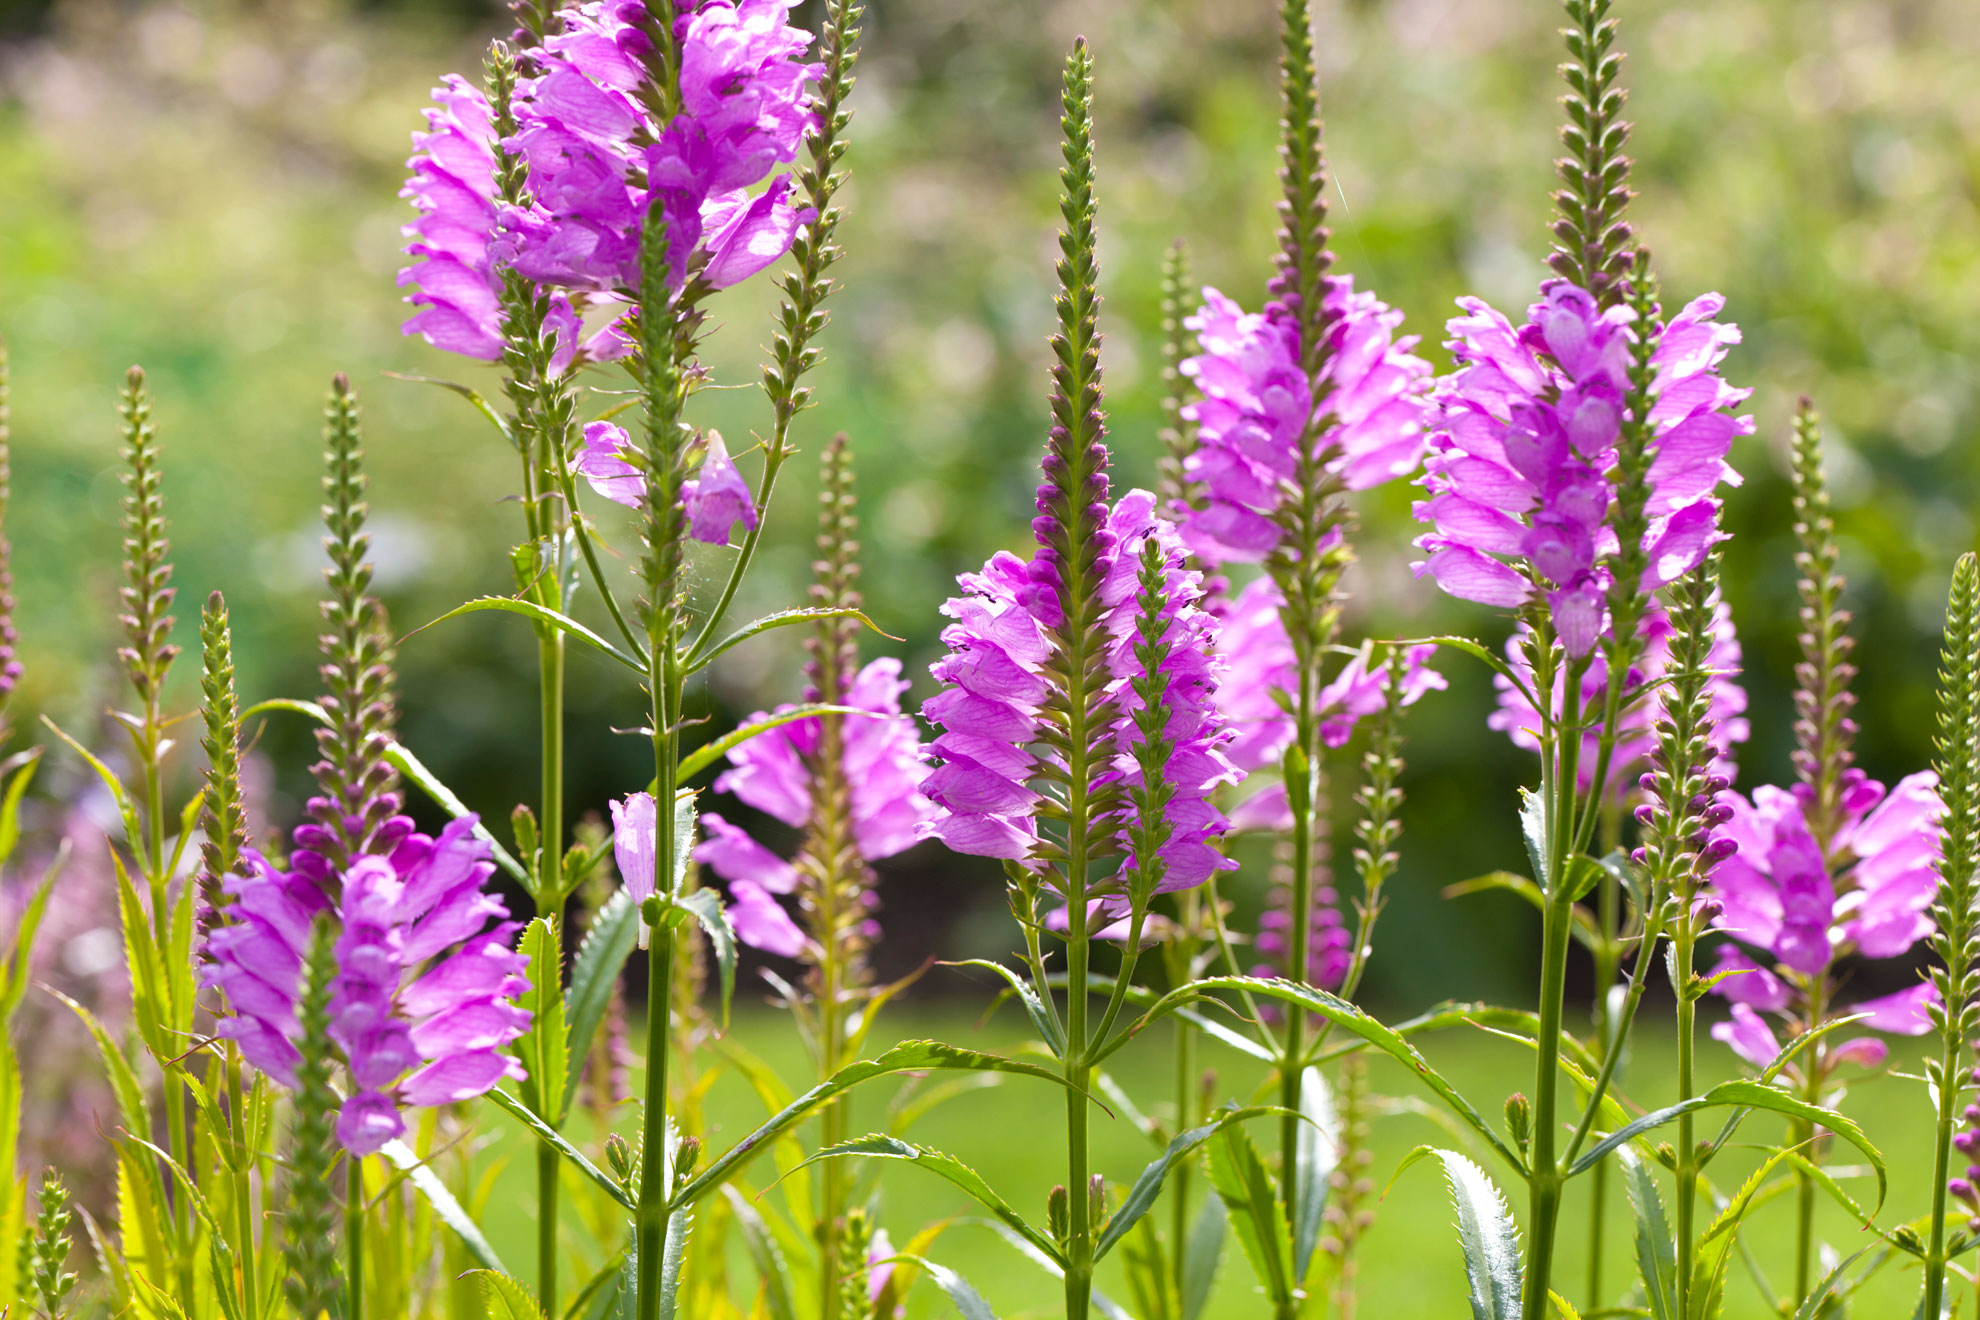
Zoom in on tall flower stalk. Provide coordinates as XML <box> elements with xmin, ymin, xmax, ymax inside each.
<box><xmin>1923</xmin><ymin>552</ymin><xmax>1980</xmax><ymax>1320</ymax></box>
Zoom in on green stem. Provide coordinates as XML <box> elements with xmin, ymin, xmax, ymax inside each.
<box><xmin>537</xmin><ymin>1142</ymin><xmax>559</xmax><ymax>1318</ymax></box>
<box><xmin>1065</xmin><ymin>841</ymin><xmax>1093</xmax><ymax>1320</ymax></box>
<box><xmin>346</xmin><ymin>1155</ymin><xmax>364</xmax><ymax>1320</ymax></box>
<box><xmin>636</xmin><ymin>929</ymin><xmax>676</xmax><ymax>1320</ymax></box>
<box><xmin>1792</xmin><ymin>979</ymin><xmax>1826</xmax><ymax>1311</ymax></box>
<box><xmin>1924</xmin><ymin>1028</ymin><xmax>1964</xmax><ymax>1320</ymax></box>
<box><xmin>1673</xmin><ymin>922</ymin><xmax>1698</xmax><ymax>1319</ymax></box>
<box><xmin>1170</xmin><ymin>988</ymin><xmax>1196</xmax><ymax>1313</ymax></box>
<box><xmin>816</xmin><ymin>903</ymin><xmax>846</xmax><ymax>1320</ymax></box>
<box><xmin>227</xmin><ymin>1050</ymin><xmax>260</xmax><ymax>1320</ymax></box>
<box><xmin>1277</xmin><ymin>692</ymin><xmax>1320</xmax><ymax>1320</ymax></box>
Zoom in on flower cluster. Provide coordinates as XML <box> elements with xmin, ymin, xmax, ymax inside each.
<box><xmin>574</xmin><ymin>421</ymin><xmax>759</xmax><ymax>545</ymax></box>
<box><xmin>1706</xmin><ymin>771</ymin><xmax>1944</xmax><ymax>1067</ymax></box>
<box><xmin>397</xmin><ymin>75</ymin><xmax>621</xmax><ymax>365</ymax></box>
<box><xmin>1213</xmin><ymin>576</ymin><xmax>1444</xmax><ymax>832</ymax></box>
<box><xmin>503</xmin><ymin>0</ymin><xmax>820</xmax><ymax>297</ymax></box>
<box><xmin>204</xmin><ymin>816</ymin><xmax>531</xmax><ymax>1154</ymax></box>
<box><xmin>1177</xmin><ymin>280</ymin><xmax>1432</xmax><ymax>565</ymax></box>
<box><xmin>920</xmin><ymin>489</ymin><xmax>1241</xmax><ymax>895</ymax></box>
<box><xmin>1488</xmin><ymin>595</ymin><xmax>1750</xmax><ymax>797</ymax></box>
<box><xmin>1952</xmin><ymin>1053</ymin><xmax>1980</xmax><ymax>1233</ymax></box>
<box><xmin>1413</xmin><ymin>282</ymin><xmax>1749</xmax><ymax>655</ymax></box>
<box><xmin>691</xmin><ymin>657</ymin><xmax>936</xmax><ymax>956</ymax></box>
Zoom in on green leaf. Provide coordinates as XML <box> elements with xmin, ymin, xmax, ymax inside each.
<box><xmin>887</xmin><ymin>1255</ymin><xmax>999</xmax><ymax>1320</ymax></box>
<box><xmin>1128</xmin><ymin>976</ymin><xmax>1522</xmax><ymax>1172</ymax></box>
<box><xmin>562</xmin><ymin>1248</ymin><xmax>629</xmax><ymax>1320</ymax></box>
<box><xmin>48</xmin><ymin>988</ymin><xmax>150</xmax><ymax>1138</ymax></box>
<box><xmin>1095</xmin><ymin>1105</ymin><xmax>1279</xmax><ymax>1264</ymax></box>
<box><xmin>40</xmin><ymin>716</ymin><xmax>140</xmax><ymax>852</ymax></box>
<box><xmin>669</xmin><ymin>1040</ymin><xmax>1094</xmax><ymax>1213</ymax></box>
<box><xmin>686</xmin><ymin>606</ymin><xmax>898</xmax><ymax>674</ymax></box>
<box><xmin>0</xmin><ymin>745</ymin><xmax>43</xmax><ymax>865</ymax></box>
<box><xmin>483</xmin><ymin>1088</ymin><xmax>633</xmax><ymax>1211</ymax></box>
<box><xmin>798</xmin><ymin>1134</ymin><xmax>1063</xmax><ymax>1267</ymax></box>
<box><xmin>1519</xmin><ymin>788</ymin><xmax>1550</xmax><ymax>893</ymax></box>
<box><xmin>467</xmin><ymin>1269</ymin><xmax>550</xmax><ymax>1320</ymax></box>
<box><xmin>720</xmin><ymin>1187</ymin><xmax>798</xmax><ymax>1320</ymax></box>
<box><xmin>410</xmin><ymin>595</ymin><xmax>648</xmax><ymax>671</ymax></box>
<box><xmin>1567</xmin><ymin>1079</ymin><xmax>1886</xmax><ymax>1213</ymax></box>
<box><xmin>1179</xmin><ymin>1192</ymin><xmax>1227</xmax><ymax>1320</ymax></box>
<box><xmin>947</xmin><ymin>959</ymin><xmax>1065</xmax><ymax>1056</ymax></box>
<box><xmin>1793</xmin><ymin>1247</ymin><xmax>1874</xmax><ymax>1320</ymax></box>
<box><xmin>561</xmin><ymin>891</ymin><xmax>638</xmax><ymax>1122</ymax></box>
<box><xmin>376</xmin><ymin>1139</ymin><xmax>507</xmax><ymax>1275</ymax></box>
<box><xmin>1688</xmin><ymin>1145</ymin><xmax>1804</xmax><ymax>1320</ymax></box>
<box><xmin>2</xmin><ymin>842</ymin><xmax>65</xmax><ymax>1014</ymax></box>
<box><xmin>1394</xmin><ymin>1147</ymin><xmax>1523</xmax><ymax>1320</ymax></box>
<box><xmin>675</xmin><ymin>706</ymin><xmax>874</xmax><ymax>784</ymax></box>
<box><xmin>518</xmin><ymin>918</ymin><xmax>569</xmax><ymax>1124</ymax></box>
<box><xmin>969</xmin><ymin>1221</ymin><xmax>1135</xmax><ymax>1320</ymax></box>
<box><xmin>671</xmin><ymin>889</ymin><xmax>735</xmax><ymax>1029</ymax></box>
<box><xmin>1617</xmin><ymin>1146</ymin><xmax>1677</xmax><ymax>1320</ymax></box>
<box><xmin>1393</xmin><ymin>635</ymin><xmax>1537</xmax><ymax>705</ymax></box>
<box><xmin>387</xmin><ymin>741</ymin><xmax>531</xmax><ymax>886</ymax></box>
<box><xmin>1205</xmin><ymin>1122</ymin><xmax>1291</xmax><ymax>1306</ymax></box>
<box><xmin>669</xmin><ymin>787</ymin><xmax>696</xmax><ymax>898</ymax></box>
<box><xmin>1292</xmin><ymin>1066</ymin><xmax>1340</xmax><ymax>1283</ymax></box>
<box><xmin>658</xmin><ymin>1207</ymin><xmax>689</xmax><ymax>1320</ymax></box>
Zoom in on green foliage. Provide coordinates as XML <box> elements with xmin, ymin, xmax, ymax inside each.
<box><xmin>1394</xmin><ymin>1147</ymin><xmax>1522</xmax><ymax>1320</ymax></box>
<box><xmin>284</xmin><ymin>920</ymin><xmax>345</xmax><ymax>1320</ymax></box>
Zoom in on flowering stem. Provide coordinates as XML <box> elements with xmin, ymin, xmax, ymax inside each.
<box><xmin>1672</xmin><ymin>917</ymin><xmax>1698</xmax><ymax>1314</ymax></box>
<box><xmin>636</xmin><ymin>922</ymin><xmax>676</xmax><ymax>1319</ymax></box>
<box><xmin>1923</xmin><ymin>553</ymin><xmax>1980</xmax><ymax>1320</ymax></box>
<box><xmin>347</xmin><ymin>1156</ymin><xmax>365</xmax><ymax>1320</ymax></box>
<box><xmin>1791</xmin><ymin>979</ymin><xmax>1826</xmax><ymax>1308</ymax></box>
<box><xmin>225</xmin><ymin>1049</ymin><xmax>259</xmax><ymax>1320</ymax></box>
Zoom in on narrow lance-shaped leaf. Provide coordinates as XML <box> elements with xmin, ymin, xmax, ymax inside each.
<box><xmin>1204</xmin><ymin>1122</ymin><xmax>1291</xmax><ymax>1306</ymax></box>
<box><xmin>1393</xmin><ymin>1147</ymin><xmax>1522</xmax><ymax>1320</ymax></box>
<box><xmin>1095</xmin><ymin>1105</ymin><xmax>1284</xmax><ymax>1263</ymax></box>
<box><xmin>562</xmin><ymin>891</ymin><xmax>638</xmax><ymax>1120</ymax></box>
<box><xmin>796</xmin><ymin>1134</ymin><xmax>1064</xmax><ymax>1268</ymax></box>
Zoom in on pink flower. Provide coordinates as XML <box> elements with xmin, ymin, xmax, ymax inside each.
<box><xmin>682</xmin><ymin>433</ymin><xmax>760</xmax><ymax>545</ymax></box>
<box><xmin>575</xmin><ymin>421</ymin><xmax>644</xmax><ymax>508</ymax></box>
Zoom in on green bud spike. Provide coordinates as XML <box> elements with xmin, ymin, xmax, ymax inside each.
<box><xmin>1549</xmin><ymin>0</ymin><xmax>1636</xmax><ymax>303</ymax></box>
<box><xmin>116</xmin><ymin>365</ymin><xmax>178</xmax><ymax>710</ymax></box>
<box><xmin>283</xmin><ymin>919</ymin><xmax>346</xmax><ymax>1320</ymax></box>
<box><xmin>198</xmin><ymin>591</ymin><xmax>249</xmax><ymax>927</ymax></box>
<box><xmin>1788</xmin><ymin>399</ymin><xmax>1857</xmax><ymax>848</ymax></box>
<box><xmin>1155</xmin><ymin>239</ymin><xmax>1199</xmax><ymax>513</ymax></box>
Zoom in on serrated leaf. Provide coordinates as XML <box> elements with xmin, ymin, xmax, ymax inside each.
<box><xmin>48</xmin><ymin>987</ymin><xmax>151</xmax><ymax>1138</ymax></box>
<box><xmin>1395</xmin><ymin>1147</ymin><xmax>1522</xmax><ymax>1320</ymax></box>
<box><xmin>561</xmin><ymin>891</ymin><xmax>638</xmax><ymax>1123</ymax></box>
<box><xmin>1095</xmin><ymin>1105</ymin><xmax>1281</xmax><ymax>1264</ymax></box>
<box><xmin>670</xmin><ymin>1040</ymin><xmax>1094</xmax><ymax>1213</ymax></box>
<box><xmin>657</xmin><ymin>1205</ymin><xmax>690</xmax><ymax>1320</ymax></box>
<box><xmin>517</xmin><ymin>917</ymin><xmax>569</xmax><ymax>1124</ymax></box>
<box><xmin>1180</xmin><ymin>1191</ymin><xmax>1227</xmax><ymax>1320</ymax></box>
<box><xmin>484</xmin><ymin>1088</ymin><xmax>633</xmax><ymax>1210</ymax></box>
<box><xmin>798</xmin><ymin>1134</ymin><xmax>1062</xmax><ymax>1267</ymax></box>
<box><xmin>720</xmin><ymin>1186</ymin><xmax>798</xmax><ymax>1320</ymax></box>
<box><xmin>1793</xmin><ymin>1247</ymin><xmax>1873</xmax><ymax>1320</ymax></box>
<box><xmin>468</xmin><ymin>1269</ymin><xmax>550</xmax><ymax>1320</ymax></box>
<box><xmin>687</xmin><ymin>606</ymin><xmax>898</xmax><ymax>674</ymax></box>
<box><xmin>948</xmin><ymin>958</ymin><xmax>1065</xmax><ymax>1056</ymax></box>
<box><xmin>1128</xmin><ymin>976</ymin><xmax>1521</xmax><ymax>1172</ymax></box>
<box><xmin>889</xmin><ymin>1255</ymin><xmax>999</xmax><ymax>1320</ymax></box>
<box><xmin>675</xmin><ymin>705</ymin><xmax>875</xmax><ymax>784</ymax></box>
<box><xmin>1205</xmin><ymin>1122</ymin><xmax>1291</xmax><ymax>1305</ymax></box>
<box><xmin>378</xmin><ymin>1139</ymin><xmax>506</xmax><ymax>1274</ymax></box>
<box><xmin>1618</xmin><ymin>1146</ymin><xmax>1676</xmax><ymax>1320</ymax></box>
<box><xmin>672</xmin><ymin>889</ymin><xmax>735</xmax><ymax>1029</ymax></box>
<box><xmin>1292</xmin><ymin>1066</ymin><xmax>1340</xmax><ymax>1283</ymax></box>
<box><xmin>0</xmin><ymin>745</ymin><xmax>44</xmax><ymax>865</ymax></box>
<box><xmin>2</xmin><ymin>841</ymin><xmax>64</xmax><ymax>1014</ymax></box>
<box><xmin>407</xmin><ymin>596</ymin><xmax>646</xmax><ymax>673</ymax></box>
<box><xmin>1520</xmin><ymin>788</ymin><xmax>1550</xmax><ymax>893</ymax></box>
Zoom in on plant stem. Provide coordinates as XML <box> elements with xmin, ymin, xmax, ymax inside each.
<box><xmin>1278</xmin><ymin>696</ymin><xmax>1318</xmax><ymax>1320</ymax></box>
<box><xmin>1065</xmin><ymin>832</ymin><xmax>1093</xmax><ymax>1320</ymax></box>
<box><xmin>1925</xmin><ymin>1030</ymin><xmax>1964</xmax><ymax>1320</ymax></box>
<box><xmin>346</xmin><ymin>1155</ymin><xmax>365</xmax><ymax>1320</ymax></box>
<box><xmin>816</xmin><ymin>900</ymin><xmax>847</xmax><ymax>1320</ymax></box>
<box><xmin>1170</xmin><ymin>1001</ymin><xmax>1195</xmax><ymax>1312</ymax></box>
<box><xmin>537</xmin><ymin>1141</ymin><xmax>559</xmax><ymax>1318</ymax></box>
<box><xmin>636</xmin><ymin>926</ymin><xmax>676</xmax><ymax>1319</ymax></box>
<box><xmin>1672</xmin><ymin>920</ymin><xmax>1697</xmax><ymax>1318</ymax></box>
<box><xmin>1792</xmin><ymin>978</ymin><xmax>1827</xmax><ymax>1310</ymax></box>
<box><xmin>227</xmin><ymin>1049</ymin><xmax>260</xmax><ymax>1320</ymax></box>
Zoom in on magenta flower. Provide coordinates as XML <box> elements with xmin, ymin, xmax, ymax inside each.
<box><xmin>1489</xmin><ymin>593</ymin><xmax>1749</xmax><ymax>795</ymax></box>
<box><xmin>204</xmin><ymin>816</ymin><xmax>531</xmax><ymax>1156</ymax></box>
<box><xmin>921</xmin><ymin>489</ymin><xmax>1242</xmax><ymax>898</ymax></box>
<box><xmin>575</xmin><ymin>420</ymin><xmax>645</xmax><ymax>508</ymax></box>
<box><xmin>611</xmin><ymin>790</ymin><xmax>657</xmax><ymax>904</ymax></box>
<box><xmin>1412</xmin><ymin>282</ymin><xmax>1749</xmax><ymax>655</ymax></box>
<box><xmin>1177</xmin><ymin>281</ymin><xmax>1432</xmax><ymax>565</ymax></box>
<box><xmin>397</xmin><ymin>75</ymin><xmax>623</xmax><ymax>367</ymax></box>
<box><xmin>694</xmin><ymin>657</ymin><xmax>934</xmax><ymax>954</ymax></box>
<box><xmin>682</xmin><ymin>432</ymin><xmax>760</xmax><ymax>546</ymax></box>
<box><xmin>1706</xmin><ymin>771</ymin><xmax>1944</xmax><ymax>1067</ymax></box>
<box><xmin>503</xmin><ymin>0</ymin><xmax>820</xmax><ymax>297</ymax></box>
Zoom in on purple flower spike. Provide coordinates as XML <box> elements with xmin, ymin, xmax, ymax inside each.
<box><xmin>204</xmin><ymin>817</ymin><xmax>530</xmax><ymax>1156</ymax></box>
<box><xmin>696</xmin><ymin>658</ymin><xmax>936</xmax><ymax>954</ymax></box>
<box><xmin>1177</xmin><ymin>281</ymin><xmax>1432</xmax><ymax>566</ymax></box>
<box><xmin>1412</xmin><ymin>280</ymin><xmax>1749</xmax><ymax>653</ymax></box>
<box><xmin>682</xmin><ymin>432</ymin><xmax>760</xmax><ymax>545</ymax></box>
<box><xmin>398</xmin><ymin>76</ymin><xmax>505</xmax><ymax>361</ymax></box>
<box><xmin>504</xmin><ymin>0</ymin><xmax>820</xmax><ymax>298</ymax></box>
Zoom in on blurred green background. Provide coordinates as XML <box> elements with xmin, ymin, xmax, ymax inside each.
<box><xmin>1</xmin><ymin>0</ymin><xmax>1975</xmax><ymax>1314</ymax></box>
<box><xmin>1</xmin><ymin>0</ymin><xmax>1975</xmax><ymax>1057</ymax></box>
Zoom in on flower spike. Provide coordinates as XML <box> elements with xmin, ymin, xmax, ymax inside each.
<box><xmin>1549</xmin><ymin>0</ymin><xmax>1636</xmax><ymax>304</ymax></box>
<box><xmin>198</xmin><ymin>591</ymin><xmax>250</xmax><ymax>929</ymax></box>
<box><xmin>1788</xmin><ymin>399</ymin><xmax>1859</xmax><ymax>847</ymax></box>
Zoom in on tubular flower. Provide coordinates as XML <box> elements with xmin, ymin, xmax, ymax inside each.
<box><xmin>1953</xmin><ymin>1052</ymin><xmax>1980</xmax><ymax>1232</ymax></box>
<box><xmin>920</xmin><ymin>489</ymin><xmax>1242</xmax><ymax>896</ymax></box>
<box><xmin>203</xmin><ymin>816</ymin><xmax>531</xmax><ymax>1155</ymax></box>
<box><xmin>1705</xmin><ymin>771</ymin><xmax>1945</xmax><ymax>1067</ymax></box>
<box><xmin>1211</xmin><ymin>577</ymin><xmax>1444</xmax><ymax>833</ymax></box>
<box><xmin>1177</xmin><ymin>281</ymin><xmax>1432</xmax><ymax>565</ymax></box>
<box><xmin>693</xmin><ymin>657</ymin><xmax>935</xmax><ymax>954</ymax></box>
<box><xmin>572</xmin><ymin>422</ymin><xmax>758</xmax><ymax>545</ymax></box>
<box><xmin>1489</xmin><ymin>594</ymin><xmax>1749</xmax><ymax>796</ymax></box>
<box><xmin>502</xmin><ymin>0</ymin><xmax>820</xmax><ymax>297</ymax></box>
<box><xmin>397</xmin><ymin>75</ymin><xmax>620</xmax><ymax>366</ymax></box>
<box><xmin>1412</xmin><ymin>282</ymin><xmax>1749</xmax><ymax>655</ymax></box>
